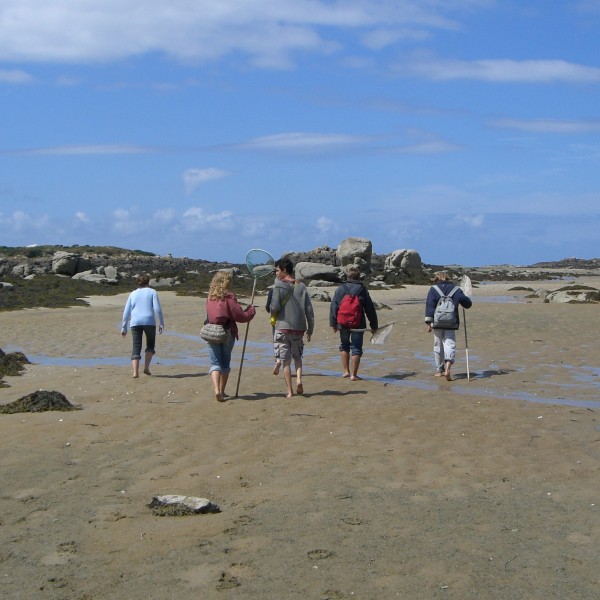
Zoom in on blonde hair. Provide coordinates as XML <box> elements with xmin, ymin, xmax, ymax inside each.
<box><xmin>433</xmin><ymin>271</ymin><xmax>449</xmax><ymax>282</ymax></box>
<box><xmin>208</xmin><ymin>271</ymin><xmax>232</xmax><ymax>300</ymax></box>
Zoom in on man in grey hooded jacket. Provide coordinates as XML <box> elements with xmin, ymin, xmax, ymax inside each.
<box><xmin>270</xmin><ymin>257</ymin><xmax>315</xmax><ymax>397</ymax></box>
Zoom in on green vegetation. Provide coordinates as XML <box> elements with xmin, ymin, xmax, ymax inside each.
<box><xmin>0</xmin><ymin>244</ymin><xmax>155</xmax><ymax>258</ymax></box>
<box><xmin>0</xmin><ymin>276</ymin><xmax>133</xmax><ymax>311</ymax></box>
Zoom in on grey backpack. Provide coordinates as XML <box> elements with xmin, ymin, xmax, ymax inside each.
<box><xmin>432</xmin><ymin>285</ymin><xmax>459</xmax><ymax>329</ymax></box>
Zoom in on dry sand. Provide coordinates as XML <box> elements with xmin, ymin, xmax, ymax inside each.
<box><xmin>1</xmin><ymin>278</ymin><xmax>600</xmax><ymax>599</ymax></box>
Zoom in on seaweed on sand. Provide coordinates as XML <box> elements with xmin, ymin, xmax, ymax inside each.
<box><xmin>0</xmin><ymin>390</ymin><xmax>80</xmax><ymax>414</ymax></box>
<box><xmin>0</xmin><ymin>348</ymin><xmax>30</xmax><ymax>388</ymax></box>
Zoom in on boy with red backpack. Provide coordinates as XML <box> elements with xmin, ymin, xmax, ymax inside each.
<box><xmin>329</xmin><ymin>266</ymin><xmax>378</xmax><ymax>381</ymax></box>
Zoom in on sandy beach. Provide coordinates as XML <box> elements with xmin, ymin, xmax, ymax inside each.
<box><xmin>1</xmin><ymin>278</ymin><xmax>599</xmax><ymax>599</ymax></box>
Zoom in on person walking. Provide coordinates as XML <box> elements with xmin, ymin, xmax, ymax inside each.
<box><xmin>205</xmin><ymin>270</ymin><xmax>256</xmax><ymax>402</ymax></box>
<box><xmin>269</xmin><ymin>257</ymin><xmax>314</xmax><ymax>397</ymax></box>
<box><xmin>424</xmin><ymin>271</ymin><xmax>472</xmax><ymax>381</ymax></box>
<box><xmin>329</xmin><ymin>266</ymin><xmax>378</xmax><ymax>380</ymax></box>
<box><xmin>121</xmin><ymin>274</ymin><xmax>164</xmax><ymax>378</ymax></box>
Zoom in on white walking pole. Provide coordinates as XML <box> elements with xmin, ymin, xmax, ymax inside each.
<box><xmin>459</xmin><ymin>275</ymin><xmax>473</xmax><ymax>382</ymax></box>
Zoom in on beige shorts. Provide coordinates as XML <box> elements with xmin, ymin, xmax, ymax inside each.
<box><xmin>273</xmin><ymin>331</ymin><xmax>304</xmax><ymax>363</ymax></box>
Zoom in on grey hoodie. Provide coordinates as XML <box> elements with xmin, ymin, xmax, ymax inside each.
<box><xmin>270</xmin><ymin>278</ymin><xmax>315</xmax><ymax>336</ymax></box>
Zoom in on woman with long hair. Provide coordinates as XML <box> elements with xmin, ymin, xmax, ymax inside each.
<box><xmin>205</xmin><ymin>270</ymin><xmax>256</xmax><ymax>401</ymax></box>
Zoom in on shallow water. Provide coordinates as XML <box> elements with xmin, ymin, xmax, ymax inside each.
<box><xmin>10</xmin><ymin>338</ymin><xmax>600</xmax><ymax>410</ymax></box>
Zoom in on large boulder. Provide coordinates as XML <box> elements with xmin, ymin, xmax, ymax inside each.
<box><xmin>11</xmin><ymin>263</ymin><xmax>30</xmax><ymax>277</ymax></box>
<box><xmin>384</xmin><ymin>249</ymin><xmax>423</xmax><ymax>274</ymax></box>
<box><xmin>337</xmin><ymin>237</ymin><xmax>373</xmax><ymax>274</ymax></box>
<box><xmin>294</xmin><ymin>262</ymin><xmax>342</xmax><ymax>283</ymax></box>
<box><xmin>283</xmin><ymin>245</ymin><xmax>337</xmax><ymax>266</ymax></box>
<box><xmin>51</xmin><ymin>251</ymin><xmax>92</xmax><ymax>276</ymax></box>
<box><xmin>545</xmin><ymin>287</ymin><xmax>600</xmax><ymax>304</ymax></box>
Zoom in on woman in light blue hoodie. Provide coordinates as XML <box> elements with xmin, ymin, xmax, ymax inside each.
<box><xmin>121</xmin><ymin>274</ymin><xmax>164</xmax><ymax>378</ymax></box>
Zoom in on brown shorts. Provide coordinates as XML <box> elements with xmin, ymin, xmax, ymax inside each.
<box><xmin>273</xmin><ymin>331</ymin><xmax>304</xmax><ymax>363</ymax></box>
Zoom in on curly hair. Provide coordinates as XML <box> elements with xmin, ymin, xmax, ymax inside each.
<box><xmin>208</xmin><ymin>270</ymin><xmax>232</xmax><ymax>300</ymax></box>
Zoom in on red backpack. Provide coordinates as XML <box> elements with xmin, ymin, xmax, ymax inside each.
<box><xmin>337</xmin><ymin>290</ymin><xmax>362</xmax><ymax>328</ymax></box>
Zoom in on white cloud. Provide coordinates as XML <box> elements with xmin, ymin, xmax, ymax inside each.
<box><xmin>75</xmin><ymin>211</ymin><xmax>90</xmax><ymax>223</ymax></box>
<box><xmin>153</xmin><ymin>208</ymin><xmax>176</xmax><ymax>223</ymax></box>
<box><xmin>398</xmin><ymin>57</ymin><xmax>600</xmax><ymax>83</ymax></box>
<box><xmin>455</xmin><ymin>214</ymin><xmax>485</xmax><ymax>227</ymax></box>
<box><xmin>361</xmin><ymin>27</ymin><xmax>430</xmax><ymax>50</ymax></box>
<box><xmin>0</xmin><ymin>1</ymin><xmax>485</xmax><ymax>67</ymax></box>
<box><xmin>183</xmin><ymin>168</ymin><xmax>231</xmax><ymax>195</ymax></box>
<box><xmin>0</xmin><ymin>68</ymin><xmax>34</xmax><ymax>84</ymax></box>
<box><xmin>181</xmin><ymin>207</ymin><xmax>234</xmax><ymax>232</ymax></box>
<box><xmin>234</xmin><ymin>132</ymin><xmax>367</xmax><ymax>154</ymax></box>
<box><xmin>26</xmin><ymin>144</ymin><xmax>156</xmax><ymax>156</ymax></box>
<box><xmin>316</xmin><ymin>216</ymin><xmax>333</xmax><ymax>235</ymax></box>
<box><xmin>490</xmin><ymin>118</ymin><xmax>600</xmax><ymax>134</ymax></box>
<box><xmin>0</xmin><ymin>210</ymin><xmax>49</xmax><ymax>231</ymax></box>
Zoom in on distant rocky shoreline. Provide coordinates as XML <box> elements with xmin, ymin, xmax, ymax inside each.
<box><xmin>1</xmin><ymin>240</ymin><xmax>599</xmax><ymax>310</ymax></box>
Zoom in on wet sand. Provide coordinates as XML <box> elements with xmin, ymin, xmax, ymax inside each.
<box><xmin>1</xmin><ymin>278</ymin><xmax>599</xmax><ymax>599</ymax></box>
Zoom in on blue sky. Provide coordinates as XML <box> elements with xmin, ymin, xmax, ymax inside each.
<box><xmin>1</xmin><ymin>1</ymin><xmax>600</xmax><ymax>266</ymax></box>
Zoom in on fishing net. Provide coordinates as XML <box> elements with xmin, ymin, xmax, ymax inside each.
<box><xmin>459</xmin><ymin>274</ymin><xmax>473</xmax><ymax>298</ymax></box>
<box><xmin>370</xmin><ymin>322</ymin><xmax>394</xmax><ymax>345</ymax></box>
<box><xmin>245</xmin><ymin>249</ymin><xmax>275</xmax><ymax>279</ymax></box>
<box><xmin>235</xmin><ymin>249</ymin><xmax>275</xmax><ymax>398</ymax></box>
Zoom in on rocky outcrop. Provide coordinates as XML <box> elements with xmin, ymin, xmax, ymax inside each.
<box><xmin>384</xmin><ymin>249</ymin><xmax>423</xmax><ymax>274</ymax></box>
<box><xmin>544</xmin><ymin>286</ymin><xmax>600</xmax><ymax>304</ymax></box>
<box><xmin>337</xmin><ymin>237</ymin><xmax>373</xmax><ymax>274</ymax></box>
<box><xmin>51</xmin><ymin>251</ymin><xmax>92</xmax><ymax>276</ymax></box>
<box><xmin>294</xmin><ymin>262</ymin><xmax>342</xmax><ymax>283</ymax></box>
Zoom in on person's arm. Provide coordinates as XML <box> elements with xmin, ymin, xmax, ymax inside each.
<box><xmin>227</xmin><ymin>295</ymin><xmax>256</xmax><ymax>323</ymax></box>
<box><xmin>458</xmin><ymin>290</ymin><xmax>473</xmax><ymax>309</ymax></box>
<box><xmin>329</xmin><ymin>286</ymin><xmax>343</xmax><ymax>330</ymax></box>
<box><xmin>362</xmin><ymin>289</ymin><xmax>379</xmax><ymax>331</ymax></box>
<box><xmin>265</xmin><ymin>289</ymin><xmax>273</xmax><ymax>312</ymax></box>
<box><xmin>121</xmin><ymin>296</ymin><xmax>132</xmax><ymax>334</ymax></box>
<box><xmin>305</xmin><ymin>294</ymin><xmax>315</xmax><ymax>340</ymax></box>
<box><xmin>424</xmin><ymin>288</ymin><xmax>436</xmax><ymax>331</ymax></box>
<box><xmin>153</xmin><ymin>292</ymin><xmax>165</xmax><ymax>333</ymax></box>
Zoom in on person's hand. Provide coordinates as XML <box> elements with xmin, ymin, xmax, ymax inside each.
<box><xmin>121</xmin><ymin>331</ymin><xmax>127</xmax><ymax>337</ymax></box>
<box><xmin>426</xmin><ymin>323</ymin><xmax>432</xmax><ymax>333</ymax></box>
<box><xmin>159</xmin><ymin>325</ymin><xmax>164</xmax><ymax>334</ymax></box>
<box><xmin>306</xmin><ymin>334</ymin><xmax>312</xmax><ymax>342</ymax></box>
<box><xmin>331</xmin><ymin>326</ymin><xmax>338</xmax><ymax>333</ymax></box>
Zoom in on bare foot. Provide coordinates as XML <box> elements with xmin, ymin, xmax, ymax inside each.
<box><xmin>296</xmin><ymin>383</ymin><xmax>304</xmax><ymax>395</ymax></box>
<box><xmin>350</xmin><ymin>375</ymin><xmax>363</xmax><ymax>381</ymax></box>
<box><xmin>445</xmin><ymin>372</ymin><xmax>452</xmax><ymax>381</ymax></box>
<box><xmin>342</xmin><ymin>373</ymin><xmax>350</xmax><ymax>378</ymax></box>
<box><xmin>286</xmin><ymin>392</ymin><xmax>294</xmax><ymax>398</ymax></box>
<box><xmin>215</xmin><ymin>392</ymin><xmax>225</xmax><ymax>402</ymax></box>
<box><xmin>434</xmin><ymin>372</ymin><xmax>443</xmax><ymax>377</ymax></box>
<box><xmin>143</xmin><ymin>369</ymin><xmax>152</xmax><ymax>376</ymax></box>
<box><xmin>132</xmin><ymin>374</ymin><xmax>139</xmax><ymax>379</ymax></box>
<box><xmin>273</xmin><ymin>362</ymin><xmax>281</xmax><ymax>376</ymax></box>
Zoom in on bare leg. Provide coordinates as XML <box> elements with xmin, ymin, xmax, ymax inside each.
<box><xmin>131</xmin><ymin>359</ymin><xmax>140</xmax><ymax>378</ymax></box>
<box><xmin>220</xmin><ymin>372</ymin><xmax>229</xmax><ymax>397</ymax></box>
<box><xmin>341</xmin><ymin>351</ymin><xmax>351</xmax><ymax>378</ymax></box>
<box><xmin>143</xmin><ymin>351</ymin><xmax>153</xmax><ymax>375</ymax></box>
<box><xmin>295</xmin><ymin>360</ymin><xmax>304</xmax><ymax>394</ymax></box>
<box><xmin>283</xmin><ymin>363</ymin><xmax>293</xmax><ymax>397</ymax></box>
<box><xmin>444</xmin><ymin>360</ymin><xmax>452</xmax><ymax>381</ymax></box>
<box><xmin>211</xmin><ymin>370</ymin><xmax>225</xmax><ymax>401</ymax></box>
<box><xmin>350</xmin><ymin>355</ymin><xmax>362</xmax><ymax>380</ymax></box>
